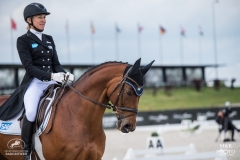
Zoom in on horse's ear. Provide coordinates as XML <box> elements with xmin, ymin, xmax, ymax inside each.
<box><xmin>129</xmin><ymin>58</ymin><xmax>141</xmax><ymax>75</ymax></box>
<box><xmin>141</xmin><ymin>60</ymin><xmax>155</xmax><ymax>75</ymax></box>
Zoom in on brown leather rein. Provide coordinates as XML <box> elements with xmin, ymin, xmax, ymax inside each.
<box><xmin>67</xmin><ymin>67</ymin><xmax>140</xmax><ymax>120</ymax></box>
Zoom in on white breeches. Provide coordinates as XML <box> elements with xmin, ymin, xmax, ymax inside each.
<box><xmin>24</xmin><ymin>78</ymin><xmax>57</xmax><ymax>122</ymax></box>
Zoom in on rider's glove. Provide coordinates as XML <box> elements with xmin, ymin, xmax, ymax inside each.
<box><xmin>65</xmin><ymin>72</ymin><xmax>74</xmax><ymax>83</ymax></box>
<box><xmin>51</xmin><ymin>72</ymin><xmax>65</xmax><ymax>83</ymax></box>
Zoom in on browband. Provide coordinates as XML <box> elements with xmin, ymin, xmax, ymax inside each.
<box><xmin>125</xmin><ymin>81</ymin><xmax>144</xmax><ymax>96</ymax></box>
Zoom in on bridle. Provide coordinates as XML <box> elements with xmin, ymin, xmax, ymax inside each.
<box><xmin>67</xmin><ymin>66</ymin><xmax>141</xmax><ymax>120</ymax></box>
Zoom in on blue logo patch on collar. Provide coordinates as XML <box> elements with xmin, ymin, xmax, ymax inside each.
<box><xmin>32</xmin><ymin>43</ymin><xmax>38</xmax><ymax>48</ymax></box>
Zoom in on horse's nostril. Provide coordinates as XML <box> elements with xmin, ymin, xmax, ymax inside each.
<box><xmin>125</xmin><ymin>124</ymin><xmax>131</xmax><ymax>129</ymax></box>
<box><xmin>121</xmin><ymin>123</ymin><xmax>134</xmax><ymax>133</ymax></box>
<box><xmin>123</xmin><ymin>124</ymin><xmax>132</xmax><ymax>132</ymax></box>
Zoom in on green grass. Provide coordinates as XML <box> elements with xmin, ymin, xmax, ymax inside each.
<box><xmin>138</xmin><ymin>87</ymin><xmax>240</xmax><ymax>111</ymax></box>
<box><xmin>104</xmin><ymin>86</ymin><xmax>240</xmax><ymax>113</ymax></box>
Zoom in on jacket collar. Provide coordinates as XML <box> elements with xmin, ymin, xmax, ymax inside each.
<box><xmin>26</xmin><ymin>30</ymin><xmax>48</xmax><ymax>49</ymax></box>
<box><xmin>42</xmin><ymin>34</ymin><xmax>47</xmax><ymax>45</ymax></box>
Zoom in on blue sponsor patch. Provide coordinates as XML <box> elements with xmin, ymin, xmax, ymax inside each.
<box><xmin>0</xmin><ymin>122</ymin><xmax>12</xmax><ymax>130</ymax></box>
<box><xmin>31</xmin><ymin>43</ymin><xmax>38</xmax><ymax>48</ymax></box>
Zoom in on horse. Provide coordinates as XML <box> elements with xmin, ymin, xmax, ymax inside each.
<box><xmin>0</xmin><ymin>58</ymin><xmax>154</xmax><ymax>160</ymax></box>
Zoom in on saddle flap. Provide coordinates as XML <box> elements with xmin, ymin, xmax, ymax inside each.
<box><xmin>36</xmin><ymin>84</ymin><xmax>60</xmax><ymax>131</ymax></box>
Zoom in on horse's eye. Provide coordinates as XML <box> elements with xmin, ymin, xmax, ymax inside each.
<box><xmin>126</xmin><ymin>90</ymin><xmax>132</xmax><ymax>96</ymax></box>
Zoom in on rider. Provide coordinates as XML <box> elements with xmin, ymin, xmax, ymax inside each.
<box><xmin>216</xmin><ymin>102</ymin><xmax>240</xmax><ymax>141</ymax></box>
<box><xmin>0</xmin><ymin>3</ymin><xmax>74</xmax><ymax>160</ymax></box>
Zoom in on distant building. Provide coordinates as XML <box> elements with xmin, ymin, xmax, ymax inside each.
<box><xmin>0</xmin><ymin>64</ymin><xmax>217</xmax><ymax>95</ymax></box>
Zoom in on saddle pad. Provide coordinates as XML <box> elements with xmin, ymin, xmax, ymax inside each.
<box><xmin>37</xmin><ymin>87</ymin><xmax>59</xmax><ymax>136</ymax></box>
<box><xmin>0</xmin><ymin>87</ymin><xmax>59</xmax><ymax>136</ymax></box>
<box><xmin>0</xmin><ymin>110</ymin><xmax>23</xmax><ymax>135</ymax></box>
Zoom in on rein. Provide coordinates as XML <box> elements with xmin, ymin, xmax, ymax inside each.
<box><xmin>67</xmin><ymin>85</ymin><xmax>112</xmax><ymax>109</ymax></box>
<box><xmin>67</xmin><ymin>66</ymin><xmax>139</xmax><ymax>120</ymax></box>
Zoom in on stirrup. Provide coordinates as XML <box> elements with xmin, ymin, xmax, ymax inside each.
<box><xmin>24</xmin><ymin>151</ymin><xmax>38</xmax><ymax>160</ymax></box>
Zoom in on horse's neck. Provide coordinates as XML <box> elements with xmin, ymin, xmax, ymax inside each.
<box><xmin>62</xmin><ymin>64</ymin><xmax>126</xmax><ymax>127</ymax></box>
<box><xmin>0</xmin><ymin>95</ymin><xmax>10</xmax><ymax>106</ymax></box>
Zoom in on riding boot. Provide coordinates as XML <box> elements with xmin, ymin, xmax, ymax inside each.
<box><xmin>233</xmin><ymin>125</ymin><xmax>240</xmax><ymax>132</ymax></box>
<box><xmin>223</xmin><ymin>131</ymin><xmax>226</xmax><ymax>141</ymax></box>
<box><xmin>21</xmin><ymin>116</ymin><xmax>34</xmax><ymax>160</ymax></box>
<box><xmin>231</xmin><ymin>129</ymin><xmax>235</xmax><ymax>141</ymax></box>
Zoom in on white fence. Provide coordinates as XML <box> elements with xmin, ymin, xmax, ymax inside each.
<box><xmin>113</xmin><ymin>144</ymin><xmax>227</xmax><ymax>160</ymax></box>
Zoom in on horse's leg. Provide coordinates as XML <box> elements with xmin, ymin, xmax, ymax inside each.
<box><xmin>0</xmin><ymin>96</ymin><xmax>40</xmax><ymax>160</ymax></box>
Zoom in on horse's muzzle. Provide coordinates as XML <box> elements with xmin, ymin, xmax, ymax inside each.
<box><xmin>116</xmin><ymin>120</ymin><xmax>135</xmax><ymax>133</ymax></box>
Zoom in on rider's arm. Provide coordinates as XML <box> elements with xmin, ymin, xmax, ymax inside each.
<box><xmin>47</xmin><ymin>35</ymin><xmax>66</xmax><ymax>73</ymax></box>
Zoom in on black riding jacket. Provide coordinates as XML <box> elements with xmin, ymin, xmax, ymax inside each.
<box><xmin>0</xmin><ymin>30</ymin><xmax>65</xmax><ymax>120</ymax></box>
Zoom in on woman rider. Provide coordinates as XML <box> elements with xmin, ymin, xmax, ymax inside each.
<box><xmin>0</xmin><ymin>3</ymin><xmax>74</xmax><ymax>160</ymax></box>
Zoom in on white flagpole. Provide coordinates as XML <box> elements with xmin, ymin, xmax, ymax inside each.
<box><xmin>137</xmin><ymin>24</ymin><xmax>141</xmax><ymax>58</ymax></box>
<box><xmin>180</xmin><ymin>34</ymin><xmax>184</xmax><ymax>65</ymax></box>
<box><xmin>66</xmin><ymin>19</ymin><xmax>70</xmax><ymax>63</ymax></box>
<box><xmin>115</xmin><ymin>24</ymin><xmax>119</xmax><ymax>61</ymax></box>
<box><xmin>91</xmin><ymin>33</ymin><xmax>95</xmax><ymax>64</ymax></box>
<box><xmin>159</xmin><ymin>32</ymin><xmax>163</xmax><ymax>64</ymax></box>
<box><xmin>180</xmin><ymin>26</ymin><xmax>185</xmax><ymax>65</ymax></box>
<box><xmin>199</xmin><ymin>26</ymin><xmax>204</xmax><ymax>65</ymax></box>
<box><xmin>10</xmin><ymin>16</ymin><xmax>14</xmax><ymax>64</ymax></box>
<box><xmin>90</xmin><ymin>21</ymin><xmax>95</xmax><ymax>64</ymax></box>
<box><xmin>199</xmin><ymin>34</ymin><xmax>202</xmax><ymax>64</ymax></box>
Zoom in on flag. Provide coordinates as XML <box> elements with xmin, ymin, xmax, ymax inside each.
<box><xmin>90</xmin><ymin>22</ymin><xmax>95</xmax><ymax>34</ymax></box>
<box><xmin>11</xmin><ymin>18</ymin><xmax>17</xmax><ymax>30</ymax></box>
<box><xmin>115</xmin><ymin>24</ymin><xmax>121</xmax><ymax>33</ymax></box>
<box><xmin>199</xmin><ymin>26</ymin><xmax>204</xmax><ymax>36</ymax></box>
<box><xmin>180</xmin><ymin>26</ymin><xmax>185</xmax><ymax>36</ymax></box>
<box><xmin>138</xmin><ymin>24</ymin><xmax>143</xmax><ymax>33</ymax></box>
<box><xmin>160</xmin><ymin>26</ymin><xmax>166</xmax><ymax>35</ymax></box>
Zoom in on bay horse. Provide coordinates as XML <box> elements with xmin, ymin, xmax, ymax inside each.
<box><xmin>0</xmin><ymin>58</ymin><xmax>154</xmax><ymax>160</ymax></box>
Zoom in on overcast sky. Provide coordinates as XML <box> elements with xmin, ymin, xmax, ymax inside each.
<box><xmin>0</xmin><ymin>0</ymin><xmax>239</xmax><ymax>86</ymax></box>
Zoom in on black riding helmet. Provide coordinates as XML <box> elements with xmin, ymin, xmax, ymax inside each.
<box><xmin>23</xmin><ymin>3</ymin><xmax>50</xmax><ymax>32</ymax></box>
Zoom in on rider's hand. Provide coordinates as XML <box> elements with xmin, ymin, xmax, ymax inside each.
<box><xmin>65</xmin><ymin>72</ymin><xmax>74</xmax><ymax>83</ymax></box>
<box><xmin>51</xmin><ymin>72</ymin><xmax>65</xmax><ymax>83</ymax></box>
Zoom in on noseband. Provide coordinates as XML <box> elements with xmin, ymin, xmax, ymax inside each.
<box><xmin>67</xmin><ymin>67</ymin><xmax>141</xmax><ymax>120</ymax></box>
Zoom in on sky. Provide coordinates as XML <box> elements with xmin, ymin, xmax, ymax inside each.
<box><xmin>0</xmin><ymin>0</ymin><xmax>240</xmax><ymax>86</ymax></box>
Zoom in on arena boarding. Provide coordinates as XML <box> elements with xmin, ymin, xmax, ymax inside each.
<box><xmin>104</xmin><ymin>119</ymin><xmax>240</xmax><ymax>160</ymax></box>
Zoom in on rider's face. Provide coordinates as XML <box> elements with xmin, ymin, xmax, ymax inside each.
<box><xmin>28</xmin><ymin>14</ymin><xmax>46</xmax><ymax>30</ymax></box>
